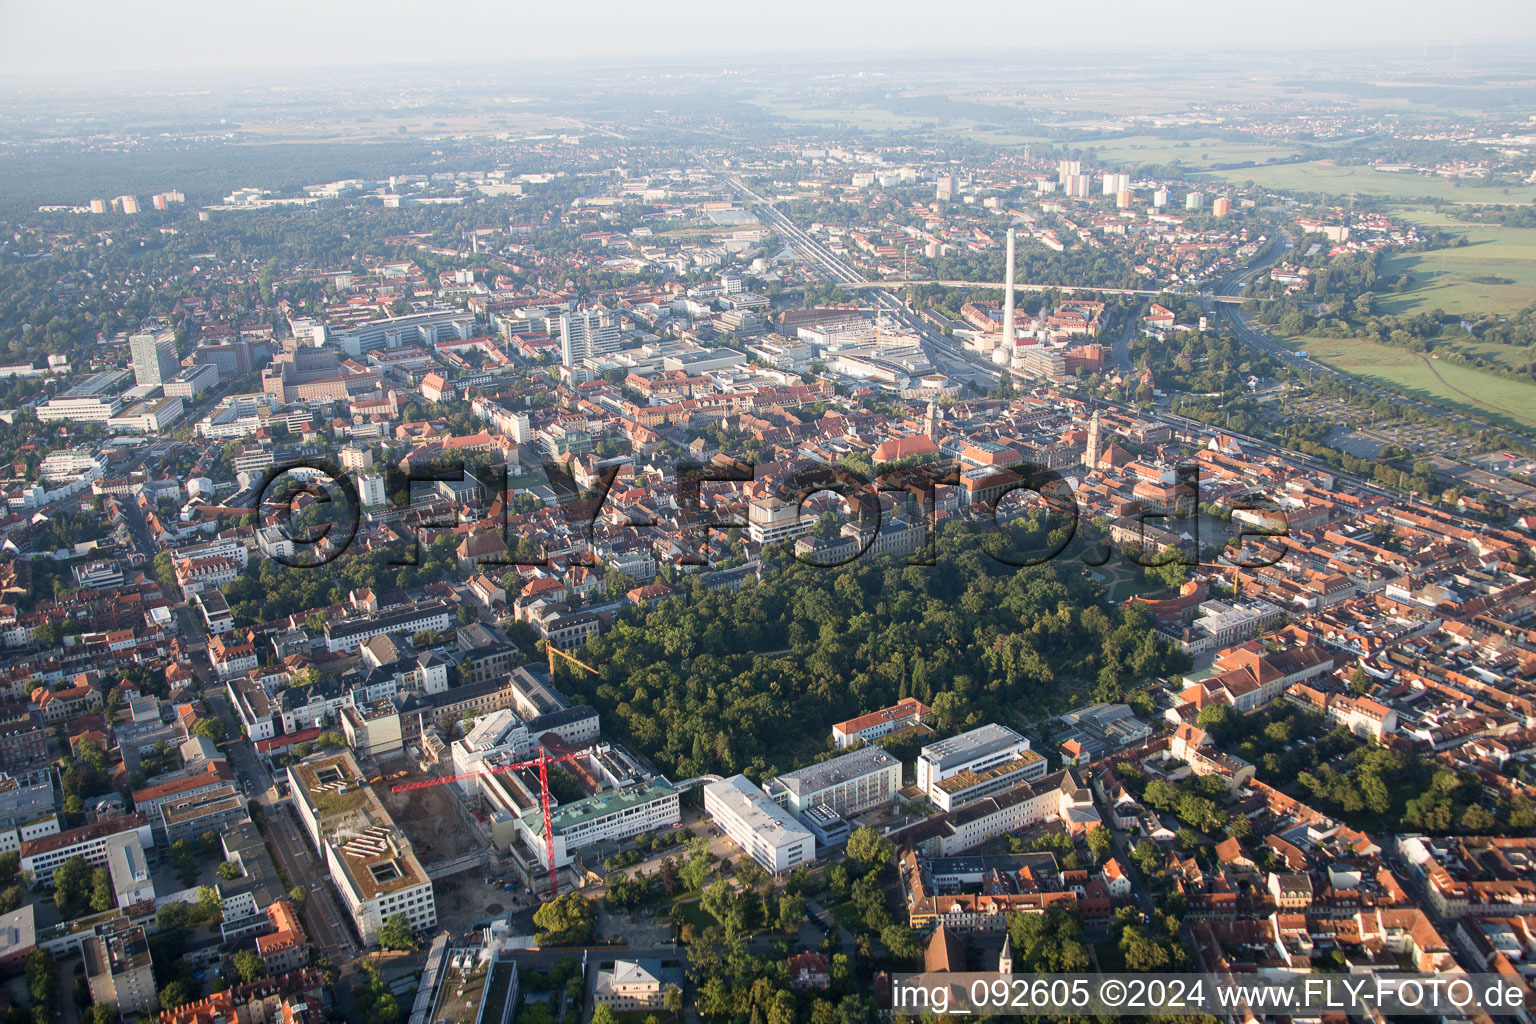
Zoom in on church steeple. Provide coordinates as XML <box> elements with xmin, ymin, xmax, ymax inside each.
<box><xmin>998</xmin><ymin>932</ymin><xmax>1014</xmax><ymax>974</ymax></box>
<box><xmin>1083</xmin><ymin>409</ymin><xmax>1102</xmax><ymax>469</ymax></box>
<box><xmin>924</xmin><ymin>398</ymin><xmax>940</xmax><ymax>441</ymax></box>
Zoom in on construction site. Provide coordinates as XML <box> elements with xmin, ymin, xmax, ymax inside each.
<box><xmin>375</xmin><ymin>769</ymin><xmax>487</xmax><ymax>867</ymax></box>
<box><xmin>369</xmin><ymin>649</ymin><xmax>679</xmax><ymax>905</ymax></box>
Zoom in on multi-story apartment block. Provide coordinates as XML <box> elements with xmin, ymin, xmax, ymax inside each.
<box><xmin>85</xmin><ymin>925</ymin><xmax>158</xmax><ymax>1016</ymax></box>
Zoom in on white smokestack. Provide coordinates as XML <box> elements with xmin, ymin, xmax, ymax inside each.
<box><xmin>1002</xmin><ymin>228</ymin><xmax>1016</xmax><ymax>349</ymax></box>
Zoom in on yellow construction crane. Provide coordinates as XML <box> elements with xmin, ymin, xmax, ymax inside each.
<box><xmin>546</xmin><ymin>643</ymin><xmax>600</xmax><ymax>679</ymax></box>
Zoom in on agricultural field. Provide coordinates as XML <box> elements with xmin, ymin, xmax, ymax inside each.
<box><xmin>1279</xmin><ymin>334</ymin><xmax>1536</xmax><ymax>432</ymax></box>
<box><xmin>752</xmin><ymin>99</ymin><xmax>948</xmax><ymax>133</ymax></box>
<box><xmin>1376</xmin><ymin>210</ymin><xmax>1536</xmax><ymax>315</ymax></box>
<box><xmin>1198</xmin><ymin>159</ymin><xmax>1532</xmax><ymax>204</ymax></box>
<box><xmin>1079</xmin><ymin>135</ymin><xmax>1306</xmax><ymax>170</ymax></box>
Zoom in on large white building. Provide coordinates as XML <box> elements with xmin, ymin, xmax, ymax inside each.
<box><xmin>704</xmin><ymin>775</ymin><xmax>815</xmax><ymax>874</ymax></box>
<box><xmin>763</xmin><ymin>746</ymin><xmax>901</xmax><ymax>819</ymax></box>
<box><xmin>104</xmin><ymin>832</ymin><xmax>156</xmax><ymax>909</ymax></box>
<box><xmin>323</xmin><ymin>599</ymin><xmax>453</xmax><ymax>653</ymax></box>
<box><xmin>891</xmin><ymin>770</ymin><xmax>1101</xmax><ymax>857</ymax></box>
<box><xmin>36</xmin><ymin>371</ymin><xmax>131</xmax><ymax>423</ymax></box>
<box><xmin>287</xmin><ymin>752</ymin><xmax>436</xmax><ymax>945</ymax></box>
<box><xmin>162</xmin><ymin>363</ymin><xmax>219</xmax><ymax>400</ymax></box>
<box><xmin>331</xmin><ymin>309</ymin><xmax>477</xmax><ymax>358</ymax></box>
<box><xmin>20</xmin><ymin>815</ymin><xmax>154</xmax><ymax>887</ymax></box>
<box><xmin>916</xmin><ymin>724</ymin><xmax>1033</xmax><ymax>799</ymax></box>
<box><xmin>558</xmin><ymin>308</ymin><xmax>620</xmax><ymax>367</ymax></box>
<box><xmin>450</xmin><ymin>710</ymin><xmax>532</xmax><ymax>794</ymax></box>
<box><xmin>929</xmin><ymin>749</ymin><xmax>1048</xmax><ymax>812</ymax></box>
<box><xmin>129</xmin><ymin>328</ymin><xmax>179</xmax><ymax>389</ymax></box>
<box><xmin>515</xmin><ymin>775</ymin><xmax>680</xmax><ymax>872</ymax></box>
<box><xmin>109</xmin><ymin>394</ymin><xmax>185</xmax><ymax>433</ymax></box>
<box><xmin>747</xmin><ymin>496</ymin><xmax>812</xmax><ymax>546</ymax></box>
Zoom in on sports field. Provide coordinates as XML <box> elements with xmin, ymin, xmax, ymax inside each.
<box><xmin>1279</xmin><ymin>334</ymin><xmax>1536</xmax><ymax>431</ymax></box>
<box><xmin>1376</xmin><ymin>210</ymin><xmax>1536</xmax><ymax>315</ymax></box>
<box><xmin>1198</xmin><ymin>160</ymin><xmax>1531</xmax><ymax>204</ymax></box>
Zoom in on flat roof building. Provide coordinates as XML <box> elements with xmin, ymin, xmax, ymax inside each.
<box><xmin>763</xmin><ymin>746</ymin><xmax>901</xmax><ymax>819</ymax></box>
<box><xmin>409</xmin><ymin>933</ymin><xmax>519</xmax><ymax>1024</ymax></box>
<box><xmin>85</xmin><ymin>925</ymin><xmax>158</xmax><ymax>1016</ymax></box>
<box><xmin>704</xmin><ymin>775</ymin><xmax>814</xmax><ymax>874</ymax></box>
<box><xmin>515</xmin><ymin>776</ymin><xmax>679</xmax><ymax>871</ymax></box>
<box><xmin>930</xmin><ymin>749</ymin><xmax>1048</xmax><ymax>812</ymax></box>
<box><xmin>287</xmin><ymin>751</ymin><xmax>436</xmax><ymax>945</ymax></box>
<box><xmin>916</xmin><ymin>723</ymin><xmax>1032</xmax><ymax>798</ymax></box>
<box><xmin>104</xmin><ymin>832</ymin><xmax>155</xmax><ymax>909</ymax></box>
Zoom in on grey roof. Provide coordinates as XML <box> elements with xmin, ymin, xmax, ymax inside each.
<box><xmin>919</xmin><ymin>723</ymin><xmax>1027</xmax><ymax>772</ymax></box>
<box><xmin>771</xmin><ymin>746</ymin><xmax>899</xmax><ymax>797</ymax></box>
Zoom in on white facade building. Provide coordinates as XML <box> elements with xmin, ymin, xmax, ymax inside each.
<box><xmin>704</xmin><ymin>775</ymin><xmax>814</xmax><ymax>873</ymax></box>
<box><xmin>763</xmin><ymin>746</ymin><xmax>901</xmax><ymax>819</ymax></box>
<box><xmin>916</xmin><ymin>724</ymin><xmax>1032</xmax><ymax>799</ymax></box>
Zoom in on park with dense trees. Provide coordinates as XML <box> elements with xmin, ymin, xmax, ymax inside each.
<box><xmin>563</xmin><ymin>520</ymin><xmax>1188</xmax><ymax>783</ymax></box>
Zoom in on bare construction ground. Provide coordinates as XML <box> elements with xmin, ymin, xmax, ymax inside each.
<box><xmin>373</xmin><ymin>773</ymin><xmax>483</xmax><ymax>864</ymax></box>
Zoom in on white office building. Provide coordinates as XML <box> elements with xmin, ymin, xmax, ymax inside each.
<box><xmin>916</xmin><ymin>723</ymin><xmax>1033</xmax><ymax>798</ymax></box>
<box><xmin>129</xmin><ymin>329</ymin><xmax>180</xmax><ymax>389</ymax></box>
<box><xmin>163</xmin><ymin>363</ymin><xmax>219</xmax><ymax>399</ymax></box>
<box><xmin>929</xmin><ymin>749</ymin><xmax>1048</xmax><ymax>812</ymax></box>
<box><xmin>359</xmin><ymin>473</ymin><xmax>387</xmax><ymax>508</ymax></box>
<box><xmin>559</xmin><ymin>308</ymin><xmax>620</xmax><ymax>367</ymax></box>
<box><xmin>763</xmin><ymin>746</ymin><xmax>901</xmax><ymax>819</ymax></box>
<box><xmin>37</xmin><ymin>371</ymin><xmax>131</xmax><ymax>423</ymax></box>
<box><xmin>704</xmin><ymin>775</ymin><xmax>815</xmax><ymax>873</ymax></box>
<box><xmin>331</xmin><ymin>309</ymin><xmax>477</xmax><ymax>358</ymax></box>
<box><xmin>287</xmin><ymin>752</ymin><xmax>437</xmax><ymax>945</ymax></box>
<box><xmin>747</xmin><ymin>496</ymin><xmax>811</xmax><ymax>545</ymax></box>
<box><xmin>450</xmin><ymin>710</ymin><xmax>532</xmax><ymax>794</ymax></box>
<box><xmin>515</xmin><ymin>777</ymin><xmax>680</xmax><ymax>870</ymax></box>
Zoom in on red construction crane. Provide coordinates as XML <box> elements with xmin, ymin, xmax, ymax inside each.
<box><xmin>393</xmin><ymin>746</ymin><xmax>591</xmax><ymax>896</ymax></box>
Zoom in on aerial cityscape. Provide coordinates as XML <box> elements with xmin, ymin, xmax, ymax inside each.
<box><xmin>2</xmin><ymin>6</ymin><xmax>1536</xmax><ymax>1023</ymax></box>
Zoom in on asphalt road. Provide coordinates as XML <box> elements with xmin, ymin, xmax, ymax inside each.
<box><xmin>206</xmin><ymin>687</ymin><xmax>360</xmax><ymax>963</ymax></box>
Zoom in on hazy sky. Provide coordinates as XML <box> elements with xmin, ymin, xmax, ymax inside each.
<box><xmin>2</xmin><ymin>0</ymin><xmax>1534</xmax><ymax>79</ymax></box>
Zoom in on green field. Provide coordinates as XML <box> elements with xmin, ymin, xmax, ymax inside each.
<box><xmin>949</xmin><ymin>127</ymin><xmax>1056</xmax><ymax>148</ymax></box>
<box><xmin>1280</xmin><ymin>334</ymin><xmax>1536</xmax><ymax>431</ymax></box>
<box><xmin>1199</xmin><ymin>160</ymin><xmax>1533</xmax><ymax>204</ymax></box>
<box><xmin>752</xmin><ymin>100</ymin><xmax>945</xmax><ymax>132</ymax></box>
<box><xmin>1375</xmin><ymin>210</ymin><xmax>1536</xmax><ymax>315</ymax></box>
<box><xmin>1081</xmin><ymin>135</ymin><xmax>1306</xmax><ymax>170</ymax></box>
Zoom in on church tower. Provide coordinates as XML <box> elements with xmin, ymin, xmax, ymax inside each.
<box><xmin>998</xmin><ymin>932</ymin><xmax>1014</xmax><ymax>975</ymax></box>
<box><xmin>924</xmin><ymin>398</ymin><xmax>940</xmax><ymax>441</ymax></box>
<box><xmin>1084</xmin><ymin>409</ymin><xmax>1102</xmax><ymax>469</ymax></box>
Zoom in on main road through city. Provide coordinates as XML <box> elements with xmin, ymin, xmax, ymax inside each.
<box><xmin>710</xmin><ymin>165</ymin><xmax>1536</xmax><ymax>452</ymax></box>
